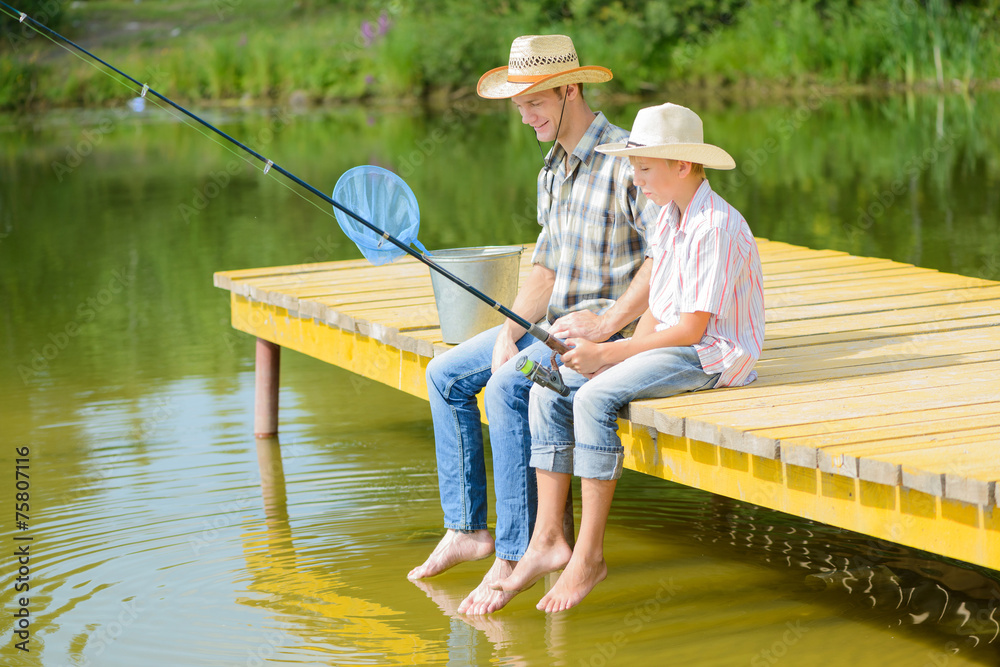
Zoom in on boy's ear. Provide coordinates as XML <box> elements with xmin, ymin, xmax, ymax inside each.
<box><xmin>677</xmin><ymin>161</ymin><xmax>694</xmax><ymax>178</ymax></box>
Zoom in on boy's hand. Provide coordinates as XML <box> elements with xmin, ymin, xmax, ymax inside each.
<box><xmin>562</xmin><ymin>338</ymin><xmax>608</xmax><ymax>376</ymax></box>
<box><xmin>550</xmin><ymin>310</ymin><xmax>610</xmax><ymax>342</ymax></box>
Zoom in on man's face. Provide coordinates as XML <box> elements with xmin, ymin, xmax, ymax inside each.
<box><xmin>511</xmin><ymin>88</ymin><xmax>564</xmax><ymax>143</ymax></box>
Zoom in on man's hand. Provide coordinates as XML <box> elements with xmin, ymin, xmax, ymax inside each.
<box><xmin>491</xmin><ymin>328</ymin><xmax>520</xmax><ymax>374</ymax></box>
<box><xmin>550</xmin><ymin>310</ymin><xmax>610</xmax><ymax>343</ymax></box>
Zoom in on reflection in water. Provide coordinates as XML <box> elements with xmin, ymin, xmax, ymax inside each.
<box><xmin>679</xmin><ymin>495</ymin><xmax>1000</xmax><ymax>657</ymax></box>
<box><xmin>2</xmin><ymin>92</ymin><xmax>1000</xmax><ymax>665</ymax></box>
<box><xmin>242</xmin><ymin>437</ymin><xmax>448</xmax><ymax>665</ymax></box>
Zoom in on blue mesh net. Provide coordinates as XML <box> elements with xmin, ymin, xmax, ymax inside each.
<box><xmin>332</xmin><ymin>165</ymin><xmax>427</xmax><ymax>265</ymax></box>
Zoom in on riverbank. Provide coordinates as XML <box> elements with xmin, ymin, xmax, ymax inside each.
<box><xmin>1</xmin><ymin>0</ymin><xmax>999</xmax><ymax>111</ymax></box>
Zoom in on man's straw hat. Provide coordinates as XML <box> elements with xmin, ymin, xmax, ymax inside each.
<box><xmin>596</xmin><ymin>103</ymin><xmax>736</xmax><ymax>170</ymax></box>
<box><xmin>477</xmin><ymin>34</ymin><xmax>612</xmax><ymax>99</ymax></box>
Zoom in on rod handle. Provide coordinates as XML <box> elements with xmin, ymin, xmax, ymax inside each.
<box><xmin>526</xmin><ymin>324</ymin><xmax>570</xmax><ymax>355</ymax></box>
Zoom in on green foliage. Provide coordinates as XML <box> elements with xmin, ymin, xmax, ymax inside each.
<box><xmin>677</xmin><ymin>0</ymin><xmax>1000</xmax><ymax>87</ymax></box>
<box><xmin>1</xmin><ymin>0</ymin><xmax>999</xmax><ymax>109</ymax></box>
<box><xmin>0</xmin><ymin>0</ymin><xmax>65</xmax><ymax>50</ymax></box>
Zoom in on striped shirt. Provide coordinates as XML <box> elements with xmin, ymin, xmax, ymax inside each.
<box><xmin>647</xmin><ymin>179</ymin><xmax>765</xmax><ymax>387</ymax></box>
<box><xmin>531</xmin><ymin>112</ymin><xmax>659</xmax><ymax>329</ymax></box>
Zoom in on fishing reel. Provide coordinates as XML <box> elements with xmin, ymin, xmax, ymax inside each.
<box><xmin>516</xmin><ymin>352</ymin><xmax>570</xmax><ymax>397</ymax></box>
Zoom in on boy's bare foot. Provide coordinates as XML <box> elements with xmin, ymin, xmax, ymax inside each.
<box><xmin>493</xmin><ymin>540</ymin><xmax>572</xmax><ymax>593</ymax></box>
<box><xmin>457</xmin><ymin>558</ymin><xmax>519</xmax><ymax>615</ymax></box>
<box><xmin>407</xmin><ymin>529</ymin><xmax>494</xmax><ymax>580</ymax></box>
<box><xmin>537</xmin><ymin>555</ymin><xmax>607</xmax><ymax>613</ymax></box>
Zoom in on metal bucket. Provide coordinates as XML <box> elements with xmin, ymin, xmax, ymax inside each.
<box><xmin>428</xmin><ymin>245</ymin><xmax>524</xmax><ymax>344</ymax></box>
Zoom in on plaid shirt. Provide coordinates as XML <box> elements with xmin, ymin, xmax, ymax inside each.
<box><xmin>531</xmin><ymin>113</ymin><xmax>658</xmax><ymax>329</ymax></box>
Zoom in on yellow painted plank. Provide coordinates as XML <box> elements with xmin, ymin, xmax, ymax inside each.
<box><xmin>754</xmin><ymin>402</ymin><xmax>997</xmax><ymax>443</ymax></box>
<box><xmin>617</xmin><ymin>423</ymin><xmax>1000</xmax><ymax>572</ymax></box>
<box><xmin>758</xmin><ymin>327</ymin><xmax>1000</xmax><ymax>373</ymax></box>
<box><xmin>218</xmin><ymin>241</ymin><xmax>1000</xmax><ymax>575</ymax></box>
<box><xmin>237</xmin><ymin>262</ymin><xmax>430</xmax><ymax>292</ymax></box>
<box><xmin>763</xmin><ymin>265</ymin><xmax>929</xmax><ymax>289</ymax></box>
<box><xmin>849</xmin><ymin>428</ymin><xmax>1000</xmax><ymax>488</ymax></box>
<box><xmin>766</xmin><ymin>285</ymin><xmax>1000</xmax><ymax>323</ymax></box>
<box><xmin>631</xmin><ymin>359</ymin><xmax>1000</xmax><ymax>436</ymax></box>
<box><xmin>781</xmin><ymin>410</ymin><xmax>1000</xmax><ymax>480</ymax></box>
<box><xmin>213</xmin><ymin>257</ymin><xmax>375</xmax><ymax>289</ymax></box>
<box><xmin>859</xmin><ymin>433</ymin><xmax>1000</xmax><ymax>501</ymax></box>
<box><xmin>648</xmin><ymin>381</ymin><xmax>1000</xmax><ymax>463</ymax></box>
<box><xmin>763</xmin><ymin>273</ymin><xmax>992</xmax><ymax>312</ymax></box>
<box><xmin>230</xmin><ymin>294</ymin><xmax>430</xmax><ymax>400</ymax></box>
<box><xmin>765</xmin><ymin>309</ymin><xmax>1000</xmax><ymax>347</ymax></box>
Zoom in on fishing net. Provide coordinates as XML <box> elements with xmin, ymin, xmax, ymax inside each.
<box><xmin>332</xmin><ymin>165</ymin><xmax>427</xmax><ymax>265</ymax></box>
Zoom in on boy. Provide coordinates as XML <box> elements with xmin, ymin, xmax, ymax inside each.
<box><xmin>496</xmin><ymin>102</ymin><xmax>765</xmax><ymax>612</ymax></box>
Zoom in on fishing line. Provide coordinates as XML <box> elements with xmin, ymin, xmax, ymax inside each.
<box><xmin>0</xmin><ymin>2</ymin><xmax>335</xmax><ymax>220</ymax></box>
<box><xmin>1</xmin><ymin>1</ymin><xmax>570</xmax><ymax>355</ymax></box>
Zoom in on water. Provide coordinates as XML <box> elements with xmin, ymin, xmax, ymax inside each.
<box><xmin>1</xmin><ymin>90</ymin><xmax>999</xmax><ymax>666</ymax></box>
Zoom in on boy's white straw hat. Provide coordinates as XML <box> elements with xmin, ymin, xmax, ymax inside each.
<box><xmin>477</xmin><ymin>34</ymin><xmax>612</xmax><ymax>99</ymax></box>
<box><xmin>596</xmin><ymin>103</ymin><xmax>736</xmax><ymax>170</ymax></box>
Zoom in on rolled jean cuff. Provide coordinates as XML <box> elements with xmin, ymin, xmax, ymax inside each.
<box><xmin>529</xmin><ymin>439</ymin><xmax>575</xmax><ymax>475</ymax></box>
<box><xmin>573</xmin><ymin>443</ymin><xmax>624</xmax><ymax>481</ymax></box>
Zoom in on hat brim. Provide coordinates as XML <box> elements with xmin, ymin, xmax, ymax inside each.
<box><xmin>595</xmin><ymin>141</ymin><xmax>736</xmax><ymax>170</ymax></box>
<box><xmin>477</xmin><ymin>66</ymin><xmax>613</xmax><ymax>99</ymax></box>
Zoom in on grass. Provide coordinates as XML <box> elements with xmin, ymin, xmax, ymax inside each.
<box><xmin>0</xmin><ymin>0</ymin><xmax>998</xmax><ymax>110</ymax></box>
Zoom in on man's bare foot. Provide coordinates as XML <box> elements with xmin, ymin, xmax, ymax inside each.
<box><xmin>457</xmin><ymin>558</ymin><xmax>520</xmax><ymax>615</ymax></box>
<box><xmin>537</xmin><ymin>555</ymin><xmax>608</xmax><ymax>613</ymax></box>
<box><xmin>493</xmin><ymin>540</ymin><xmax>572</xmax><ymax>593</ymax></box>
<box><xmin>407</xmin><ymin>529</ymin><xmax>494</xmax><ymax>580</ymax></box>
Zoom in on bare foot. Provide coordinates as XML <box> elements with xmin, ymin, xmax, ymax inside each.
<box><xmin>411</xmin><ymin>579</ymin><xmax>516</xmax><ymax>644</ymax></box>
<box><xmin>494</xmin><ymin>540</ymin><xmax>572</xmax><ymax>593</ymax></box>
<box><xmin>457</xmin><ymin>558</ymin><xmax>520</xmax><ymax>615</ymax></box>
<box><xmin>407</xmin><ymin>529</ymin><xmax>494</xmax><ymax>580</ymax></box>
<box><xmin>537</xmin><ymin>555</ymin><xmax>608</xmax><ymax>613</ymax></box>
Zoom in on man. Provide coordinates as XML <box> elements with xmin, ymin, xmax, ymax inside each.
<box><xmin>408</xmin><ymin>34</ymin><xmax>659</xmax><ymax>615</ymax></box>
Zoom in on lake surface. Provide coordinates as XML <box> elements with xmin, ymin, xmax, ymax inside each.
<box><xmin>1</xmin><ymin>90</ymin><xmax>999</xmax><ymax>666</ymax></box>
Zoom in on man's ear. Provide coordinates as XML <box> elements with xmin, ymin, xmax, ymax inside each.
<box><xmin>565</xmin><ymin>83</ymin><xmax>580</xmax><ymax>101</ymax></box>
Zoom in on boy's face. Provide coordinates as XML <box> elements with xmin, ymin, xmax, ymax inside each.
<box><xmin>511</xmin><ymin>88</ymin><xmax>565</xmax><ymax>143</ymax></box>
<box><xmin>630</xmin><ymin>156</ymin><xmax>684</xmax><ymax>207</ymax></box>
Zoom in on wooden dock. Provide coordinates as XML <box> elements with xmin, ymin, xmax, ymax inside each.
<box><xmin>214</xmin><ymin>239</ymin><xmax>1000</xmax><ymax>571</ymax></box>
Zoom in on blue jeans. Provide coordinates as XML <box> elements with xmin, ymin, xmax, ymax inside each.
<box><xmin>529</xmin><ymin>346</ymin><xmax>720</xmax><ymax>481</ymax></box>
<box><xmin>426</xmin><ymin>324</ymin><xmax>556</xmax><ymax>561</ymax></box>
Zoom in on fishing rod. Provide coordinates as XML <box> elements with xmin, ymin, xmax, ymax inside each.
<box><xmin>0</xmin><ymin>1</ymin><xmax>570</xmax><ymax>356</ymax></box>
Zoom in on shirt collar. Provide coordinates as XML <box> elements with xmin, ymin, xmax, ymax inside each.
<box><xmin>666</xmin><ymin>178</ymin><xmax>714</xmax><ymax>233</ymax></box>
<box><xmin>546</xmin><ymin>112</ymin><xmax>609</xmax><ymax>176</ymax></box>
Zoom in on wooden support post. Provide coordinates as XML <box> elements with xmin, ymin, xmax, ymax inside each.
<box><xmin>254</xmin><ymin>338</ymin><xmax>280</xmax><ymax>438</ymax></box>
